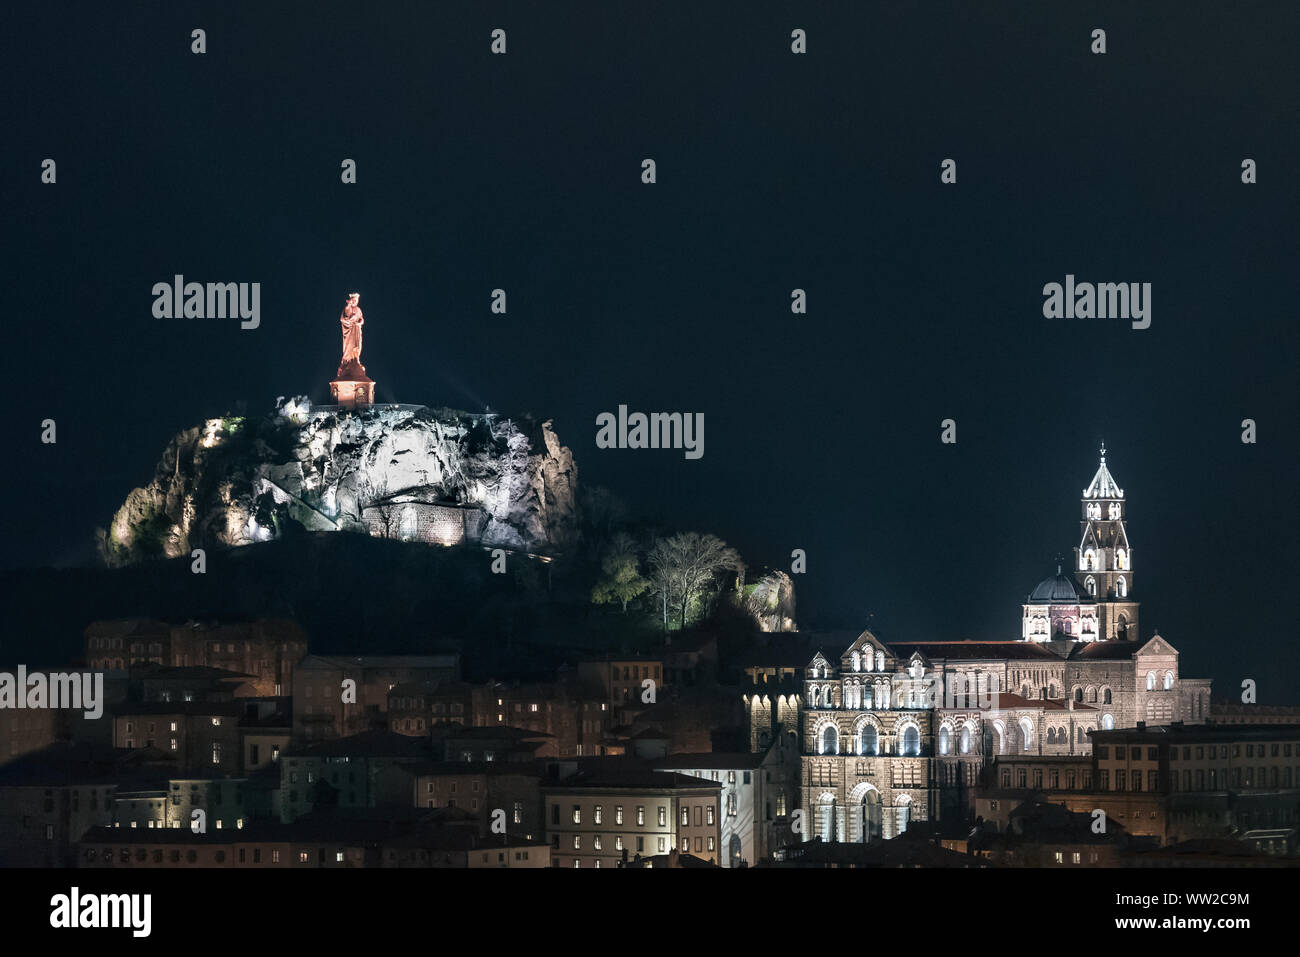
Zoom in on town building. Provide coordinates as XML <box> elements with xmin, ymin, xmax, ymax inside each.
<box><xmin>654</xmin><ymin>735</ymin><xmax>798</xmax><ymax>867</ymax></box>
<box><xmin>541</xmin><ymin>762</ymin><xmax>722</xmax><ymax>868</ymax></box>
<box><xmin>84</xmin><ymin>617</ymin><xmax>306</xmax><ymax>696</ymax></box>
<box><xmin>292</xmin><ymin>654</ymin><xmax>460</xmax><ymax>741</ymax></box>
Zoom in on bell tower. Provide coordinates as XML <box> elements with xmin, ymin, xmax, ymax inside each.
<box><xmin>1073</xmin><ymin>443</ymin><xmax>1139</xmax><ymax>640</ymax></box>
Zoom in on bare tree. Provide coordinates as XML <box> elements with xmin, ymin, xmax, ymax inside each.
<box><xmin>646</xmin><ymin>537</ymin><xmax>681</xmax><ymax>631</ymax></box>
<box><xmin>648</xmin><ymin>532</ymin><xmax>742</xmax><ymax>630</ymax></box>
<box><xmin>369</xmin><ymin>501</ymin><xmax>397</xmax><ymax>539</ymax></box>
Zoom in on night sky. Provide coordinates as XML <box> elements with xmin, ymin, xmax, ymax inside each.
<box><xmin>6</xmin><ymin>4</ymin><xmax>1298</xmax><ymax>698</ymax></box>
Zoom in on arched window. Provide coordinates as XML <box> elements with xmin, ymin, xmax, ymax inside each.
<box><xmin>850</xmin><ymin>652</ymin><xmax>860</xmax><ymax>672</ymax></box>
<box><xmin>938</xmin><ymin>726</ymin><xmax>951</xmax><ymax>755</ymax></box>
<box><xmin>1101</xmin><ymin>713</ymin><xmax>1114</xmax><ymax>730</ymax></box>
<box><xmin>1019</xmin><ymin>717</ymin><xmax>1034</xmax><ymax>751</ymax></box>
<box><xmin>876</xmin><ymin>651</ymin><xmax>884</xmax><ymax>672</ymax></box>
<box><xmin>1085</xmin><ymin>575</ymin><xmax>1097</xmax><ymax>596</ymax></box>
<box><xmin>1074</xmin><ymin>687</ymin><xmax>1083</xmax><ymax>703</ymax></box>
<box><xmin>1146</xmin><ymin>671</ymin><xmax>1156</xmax><ymax>691</ymax></box>
<box><xmin>1116</xmin><ymin>548</ymin><xmax>1127</xmax><ymax>570</ymax></box>
<box><xmin>1048</xmin><ymin>683</ymin><xmax>1056</xmax><ymax>698</ymax></box>
<box><xmin>900</xmin><ymin>725</ymin><xmax>920</xmax><ymax>756</ymax></box>
<box><xmin>1109</xmin><ymin>502</ymin><xmax>1121</xmax><ymax>520</ymax></box>
<box><xmin>959</xmin><ymin>726</ymin><xmax>972</xmax><ymax>754</ymax></box>
<box><xmin>1104</xmin><ymin>688</ymin><xmax>1113</xmax><ymax>704</ymax></box>
<box><xmin>1164</xmin><ymin>670</ymin><xmax>1174</xmax><ymax>690</ymax></box>
<box><xmin>1021</xmin><ymin>683</ymin><xmax>1031</xmax><ymax>698</ymax></box>
<box><xmin>821</xmin><ymin>725</ymin><xmax>838</xmax><ymax>755</ymax></box>
<box><xmin>858</xmin><ymin>725</ymin><xmax>877</xmax><ymax>755</ymax></box>
<box><xmin>1047</xmin><ymin>727</ymin><xmax>1056</xmax><ymax>744</ymax></box>
<box><xmin>1116</xmin><ymin>576</ymin><xmax>1127</xmax><ymax>598</ymax></box>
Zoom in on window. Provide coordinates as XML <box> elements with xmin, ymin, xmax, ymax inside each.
<box><xmin>593</xmin><ymin>804</ymin><xmax>602</xmax><ymax>825</ymax></box>
<box><xmin>821</xmin><ymin>725</ymin><xmax>838</xmax><ymax>755</ymax></box>
<box><xmin>901</xmin><ymin>725</ymin><xmax>920</xmax><ymax>756</ymax></box>
<box><xmin>615</xmin><ymin>806</ymin><xmax>623</xmax><ymax>825</ymax></box>
<box><xmin>636</xmin><ymin>806</ymin><xmax>645</xmax><ymax>826</ymax></box>
<box><xmin>859</xmin><ymin>725</ymin><xmax>877</xmax><ymax>756</ymax></box>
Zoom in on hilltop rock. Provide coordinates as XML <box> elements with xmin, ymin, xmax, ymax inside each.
<box><xmin>98</xmin><ymin>398</ymin><xmax>578</xmax><ymax>566</ymax></box>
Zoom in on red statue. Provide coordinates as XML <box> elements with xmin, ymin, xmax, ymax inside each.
<box><xmin>337</xmin><ymin>292</ymin><xmax>365</xmax><ymax>377</ymax></box>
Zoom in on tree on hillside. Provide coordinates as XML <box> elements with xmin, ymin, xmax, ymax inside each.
<box><xmin>591</xmin><ymin>532</ymin><xmax>650</xmax><ymax>613</ymax></box>
<box><xmin>647</xmin><ymin>532</ymin><xmax>742</xmax><ymax>630</ymax></box>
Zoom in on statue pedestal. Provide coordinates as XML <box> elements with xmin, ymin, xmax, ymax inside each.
<box><xmin>331</xmin><ymin>363</ymin><xmax>376</xmax><ymax>409</ymax></box>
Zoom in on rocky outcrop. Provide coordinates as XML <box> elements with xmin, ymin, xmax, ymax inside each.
<box><xmin>745</xmin><ymin>570</ymin><xmax>797</xmax><ymax>632</ymax></box>
<box><xmin>99</xmin><ymin>397</ymin><xmax>578</xmax><ymax>566</ymax></box>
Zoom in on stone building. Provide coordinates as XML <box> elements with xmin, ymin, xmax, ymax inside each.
<box><xmin>292</xmin><ymin>654</ymin><xmax>460</xmax><ymax>741</ymax></box>
<box><xmin>360</xmin><ymin>496</ymin><xmax>488</xmax><ymax>545</ymax></box>
<box><xmin>84</xmin><ymin>617</ymin><xmax>306</xmax><ymax>697</ymax></box>
<box><xmin>779</xmin><ymin>449</ymin><xmax>1215</xmax><ymax>846</ymax></box>
<box><xmin>113</xmin><ymin>701</ymin><xmax>243</xmax><ymax>776</ymax></box>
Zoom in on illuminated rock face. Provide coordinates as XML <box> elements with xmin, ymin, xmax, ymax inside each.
<box><xmin>99</xmin><ymin>398</ymin><xmax>578</xmax><ymax>565</ymax></box>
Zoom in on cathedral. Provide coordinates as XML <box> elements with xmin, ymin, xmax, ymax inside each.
<box><xmin>765</xmin><ymin>448</ymin><xmax>1214</xmax><ymax>843</ymax></box>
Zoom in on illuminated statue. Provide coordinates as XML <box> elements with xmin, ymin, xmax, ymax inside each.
<box><xmin>338</xmin><ymin>292</ymin><xmax>365</xmax><ymax>376</ymax></box>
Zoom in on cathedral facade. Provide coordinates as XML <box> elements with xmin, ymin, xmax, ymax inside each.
<box><xmin>779</xmin><ymin>449</ymin><xmax>1214</xmax><ymax>843</ymax></box>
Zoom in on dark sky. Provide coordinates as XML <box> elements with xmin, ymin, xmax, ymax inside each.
<box><xmin>6</xmin><ymin>3</ymin><xmax>1298</xmax><ymax>698</ymax></box>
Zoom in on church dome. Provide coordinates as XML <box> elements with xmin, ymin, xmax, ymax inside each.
<box><xmin>1029</xmin><ymin>565</ymin><xmax>1084</xmax><ymax>603</ymax></box>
